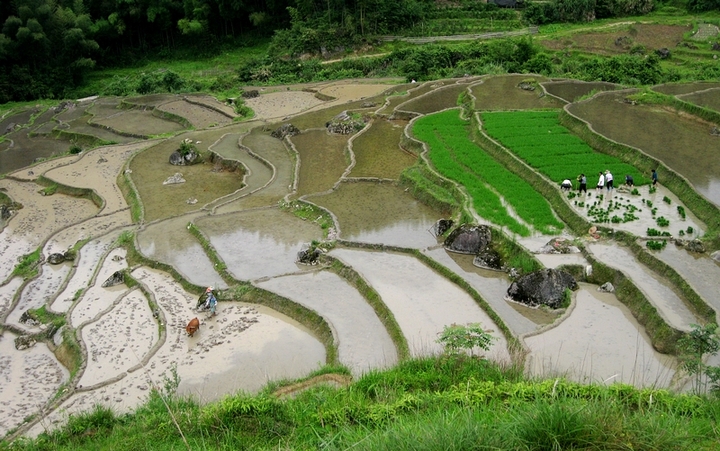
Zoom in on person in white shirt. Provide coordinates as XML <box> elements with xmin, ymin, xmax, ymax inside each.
<box><xmin>605</xmin><ymin>170</ymin><xmax>614</xmax><ymax>191</ymax></box>
<box><xmin>596</xmin><ymin>171</ymin><xmax>605</xmax><ymax>191</ymax></box>
<box><xmin>561</xmin><ymin>179</ymin><xmax>572</xmax><ymax>191</ymax></box>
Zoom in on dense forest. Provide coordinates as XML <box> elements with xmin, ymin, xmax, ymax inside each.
<box><xmin>1</xmin><ymin>0</ymin><xmax>719</xmax><ymax>102</ymax></box>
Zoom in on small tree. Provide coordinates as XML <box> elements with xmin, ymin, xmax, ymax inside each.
<box><xmin>437</xmin><ymin>323</ymin><xmax>496</xmax><ymax>357</ymax></box>
<box><xmin>678</xmin><ymin>323</ymin><xmax>720</xmax><ymax>394</ymax></box>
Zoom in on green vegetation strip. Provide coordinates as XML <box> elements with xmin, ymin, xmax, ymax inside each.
<box><xmin>481</xmin><ymin>110</ymin><xmax>647</xmax><ymax>187</ymax></box>
<box><xmin>399</xmin><ymin>163</ymin><xmax>461</xmax><ymax>215</ymax></box>
<box><xmin>559</xmin><ymin>109</ymin><xmax>720</xmax><ymax>249</ymax></box>
<box><xmin>14</xmin><ymin>357</ymin><xmax>720</xmax><ymax>450</ymax></box>
<box><xmin>632</xmin><ymin>89</ymin><xmax>720</xmax><ymax>127</ymax></box>
<box><xmin>325</xmin><ymin>256</ymin><xmax>410</xmax><ymax>360</ymax></box>
<box><xmin>117</xmin><ymin>171</ymin><xmax>143</xmax><ymax>223</ymax></box>
<box><xmin>469</xmin><ymin>113</ymin><xmax>593</xmax><ymax>236</ymax></box>
<box><xmin>413</xmin><ymin>110</ymin><xmax>564</xmax><ymax>236</ymax></box>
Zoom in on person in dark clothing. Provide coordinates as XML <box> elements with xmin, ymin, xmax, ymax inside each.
<box><xmin>577</xmin><ymin>173</ymin><xmax>587</xmax><ymax>193</ymax></box>
<box><xmin>625</xmin><ymin>175</ymin><xmax>634</xmax><ymax>187</ymax></box>
<box><xmin>651</xmin><ymin>169</ymin><xmax>658</xmax><ymax>186</ymax></box>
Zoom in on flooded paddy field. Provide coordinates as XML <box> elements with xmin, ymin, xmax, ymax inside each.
<box><xmin>157</xmin><ymin>99</ymin><xmax>233</xmax><ymax>129</ymax></box>
<box><xmin>542</xmin><ymin>80</ymin><xmax>620</xmax><ymax>103</ymax></box>
<box><xmin>89</xmin><ymin>100</ymin><xmax>187</xmax><ymax>137</ymax></box>
<box><xmin>652</xmin><ymin>82</ymin><xmax>720</xmax><ymax>96</ymax></box>
<box><xmin>677</xmin><ymin>87</ymin><xmax>720</xmax><ymax>113</ymax></box>
<box><xmin>471</xmin><ymin>74</ymin><xmax>564</xmax><ymax>110</ymax></box>
<box><xmin>2</xmin><ymin>76</ymin><xmax>720</xmax><ymax>439</ymax></box>
<box><xmin>569</xmin><ymin>91</ymin><xmax>720</xmax><ymax>206</ymax></box>
<box><xmin>349</xmin><ymin>118</ymin><xmax>417</xmax><ymax>179</ymax></box>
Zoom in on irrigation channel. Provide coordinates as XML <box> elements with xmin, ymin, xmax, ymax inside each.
<box><xmin>0</xmin><ymin>75</ymin><xmax>719</xmax><ymax>439</ymax></box>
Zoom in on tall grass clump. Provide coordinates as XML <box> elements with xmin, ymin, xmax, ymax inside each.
<box><xmin>482</xmin><ymin>111</ymin><xmax>647</xmax><ymax>187</ymax></box>
<box><xmin>412</xmin><ymin>110</ymin><xmax>564</xmax><ymax>236</ymax></box>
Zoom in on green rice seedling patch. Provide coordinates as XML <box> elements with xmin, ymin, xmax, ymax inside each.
<box><xmin>413</xmin><ymin>110</ymin><xmax>564</xmax><ymax>236</ymax></box>
<box><xmin>481</xmin><ymin>111</ymin><xmax>647</xmax><ymax>188</ymax></box>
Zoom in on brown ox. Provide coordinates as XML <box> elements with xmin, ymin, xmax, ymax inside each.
<box><xmin>186</xmin><ymin>317</ymin><xmax>200</xmax><ymax>337</ymax></box>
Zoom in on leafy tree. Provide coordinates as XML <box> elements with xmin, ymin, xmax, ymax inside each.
<box><xmin>436</xmin><ymin>323</ymin><xmax>497</xmax><ymax>357</ymax></box>
<box><xmin>678</xmin><ymin>323</ymin><xmax>720</xmax><ymax>394</ymax></box>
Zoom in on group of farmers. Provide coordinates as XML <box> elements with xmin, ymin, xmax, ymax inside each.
<box><xmin>561</xmin><ymin>169</ymin><xmax>658</xmax><ymax>193</ymax></box>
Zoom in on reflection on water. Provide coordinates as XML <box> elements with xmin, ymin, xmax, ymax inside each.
<box><xmin>257</xmin><ymin>271</ymin><xmax>398</xmax><ymax>375</ymax></box>
<box><xmin>525</xmin><ymin>284</ymin><xmax>676</xmax><ymax>388</ymax></box>
<box><xmin>309</xmin><ymin>181</ymin><xmax>442</xmax><ymax>248</ymax></box>
<box><xmin>195</xmin><ymin>208</ymin><xmax>323</xmax><ymax>281</ymax></box>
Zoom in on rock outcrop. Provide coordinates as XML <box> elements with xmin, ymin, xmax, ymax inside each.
<box><xmin>506</xmin><ymin>268</ymin><xmax>577</xmax><ymax>309</ymax></box>
<box><xmin>102</xmin><ymin>270</ymin><xmax>125</xmax><ymax>287</ymax></box>
<box><xmin>444</xmin><ymin>224</ymin><xmax>492</xmax><ymax>255</ymax></box>
<box><xmin>537</xmin><ymin>238</ymin><xmax>580</xmax><ymax>254</ymax></box>
<box><xmin>271</xmin><ymin>123</ymin><xmax>300</xmax><ymax>139</ymax></box>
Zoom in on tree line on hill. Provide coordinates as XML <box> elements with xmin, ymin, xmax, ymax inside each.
<box><xmin>0</xmin><ymin>0</ymin><xmax>718</xmax><ymax>103</ymax></box>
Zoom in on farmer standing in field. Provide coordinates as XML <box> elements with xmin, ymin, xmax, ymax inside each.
<box><xmin>578</xmin><ymin>174</ymin><xmax>587</xmax><ymax>194</ymax></box>
<box><xmin>605</xmin><ymin>170</ymin><xmax>614</xmax><ymax>191</ymax></box>
<box><xmin>652</xmin><ymin>169</ymin><xmax>658</xmax><ymax>186</ymax></box>
<box><xmin>596</xmin><ymin>171</ymin><xmax>605</xmax><ymax>191</ymax></box>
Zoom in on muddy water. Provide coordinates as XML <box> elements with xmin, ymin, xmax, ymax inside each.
<box><xmin>70</xmin><ymin>248</ymin><xmax>129</xmax><ymax>327</ymax></box>
<box><xmin>137</xmin><ymin>214</ymin><xmax>227</xmax><ymax>289</ymax></box>
<box><xmin>655</xmin><ymin>245</ymin><xmax>720</xmax><ymax>316</ymax></box>
<box><xmin>678</xmin><ymin>87</ymin><xmax>720</xmax><ymax>113</ymax></box>
<box><xmin>185</xmin><ymin>94</ymin><xmax>237</xmax><ymax>117</ymax></box>
<box><xmin>330</xmin><ymin>248</ymin><xmax>510</xmax><ymax>361</ymax></box>
<box><xmin>0</xmin><ymin>277</ymin><xmax>24</xmax><ymax>318</ymax></box>
<box><xmin>588</xmin><ymin>243</ymin><xmax>699</xmax><ymax>332</ymax></box>
<box><xmin>65</xmin><ymin>113</ymin><xmax>135</xmax><ymax>144</ymax></box>
<box><xmin>91</xmin><ymin>104</ymin><xmax>186</xmax><ymax>136</ymax></box>
<box><xmin>378</xmin><ymin>83</ymin><xmax>436</xmax><ymax>115</ymax></box>
<box><xmin>652</xmin><ymin>82</ymin><xmax>720</xmax><ymax>96</ymax></box>
<box><xmin>290</xmin><ymin>130</ymin><xmax>350</xmax><ymax>197</ymax></box>
<box><xmin>195</xmin><ymin>208</ymin><xmax>323</xmax><ymax>281</ymax></box>
<box><xmin>399</xmin><ymin>83</ymin><xmax>469</xmax><ymax>114</ymax></box>
<box><xmin>525</xmin><ymin>284</ymin><xmax>676</xmax><ymax>387</ymax></box>
<box><xmin>0</xmin><ymin>333</ymin><xmax>70</xmax><ymax>437</ymax></box>
<box><xmin>541</xmin><ymin>80</ymin><xmax>619</xmax><ymax>103</ymax></box>
<box><xmin>309</xmin><ymin>182</ymin><xmax>441</xmax><ymax>248</ymax></box>
<box><xmin>129</xmin><ymin>129</ymin><xmax>246</xmax><ymax>222</ymax></box>
<box><xmin>44</xmin><ymin>210</ymin><xmax>132</xmax><ymax>256</ymax></box>
<box><xmin>423</xmin><ymin>248</ymin><xmax>539</xmax><ymax>336</ymax></box>
<box><xmin>0</xmin><ymin>130</ymin><xmax>75</xmax><ymax>174</ymax></box>
<box><xmin>125</xmin><ymin>93</ymin><xmax>178</xmax><ymax>107</ymax></box>
<box><xmin>211</xmin><ymin>133</ymin><xmax>273</xmax><ymax>194</ymax></box>
<box><xmin>244</xmin><ymin>91</ymin><xmax>326</xmax><ymax>121</ymax></box>
<box><xmin>471</xmin><ymin>75</ymin><xmax>564</xmax><ymax>110</ymax></box>
<box><xmin>158</xmin><ymin>100</ymin><xmax>233</xmax><ymax>129</ymax></box>
<box><xmin>257</xmin><ymin>271</ymin><xmax>398</xmax><ymax>375</ymax></box>
<box><xmin>5</xmin><ymin>261</ymin><xmax>73</xmax><ymax>330</ymax></box>
<box><xmin>569</xmin><ymin>91</ymin><xmax>720</xmax><ymax>206</ymax></box>
<box><xmin>0</xmin><ymin>179</ymin><xmax>98</xmax><ymax>283</ymax></box>
<box><xmin>51</xmin><ymin>231</ymin><xmax>121</xmax><ymax>313</ymax></box>
<box><xmin>349</xmin><ymin>119</ymin><xmax>417</xmax><ymax>179</ymax></box>
<box><xmin>215</xmin><ymin>128</ymin><xmax>294</xmax><ymax>212</ymax></box>
<box><xmin>79</xmin><ymin>289</ymin><xmax>159</xmax><ymax>387</ymax></box>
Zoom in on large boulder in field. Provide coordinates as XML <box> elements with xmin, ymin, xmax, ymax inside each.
<box><xmin>473</xmin><ymin>246</ymin><xmax>503</xmax><ymax>270</ymax></box>
<box><xmin>102</xmin><ymin>270</ymin><xmax>125</xmax><ymax>287</ymax></box>
<box><xmin>444</xmin><ymin>224</ymin><xmax>492</xmax><ymax>254</ymax></box>
<box><xmin>271</xmin><ymin>124</ymin><xmax>300</xmax><ymax>139</ymax></box>
<box><xmin>506</xmin><ymin>268</ymin><xmax>577</xmax><ymax>309</ymax></box>
<box><xmin>47</xmin><ymin>253</ymin><xmax>66</xmax><ymax>265</ymax></box>
<box><xmin>537</xmin><ymin>237</ymin><xmax>580</xmax><ymax>254</ymax></box>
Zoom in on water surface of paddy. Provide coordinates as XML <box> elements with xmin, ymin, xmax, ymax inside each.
<box><xmin>309</xmin><ymin>181</ymin><xmax>441</xmax><ymax>248</ymax></box>
<box><xmin>349</xmin><ymin>119</ymin><xmax>417</xmax><ymax>179</ymax></box>
<box><xmin>525</xmin><ymin>284</ymin><xmax>676</xmax><ymax>387</ymax></box>
<box><xmin>290</xmin><ymin>129</ymin><xmax>350</xmax><ymax>197</ymax></box>
<box><xmin>652</xmin><ymin>82</ymin><xmax>720</xmax><ymax>96</ymax></box>
<box><xmin>257</xmin><ymin>271</ymin><xmax>398</xmax><ymax>375</ymax></box>
<box><xmin>195</xmin><ymin>208</ymin><xmax>323</xmax><ymax>281</ymax></box>
<box><xmin>542</xmin><ymin>80</ymin><xmax>620</xmax><ymax>103</ymax></box>
<box><xmin>472</xmin><ymin>75</ymin><xmax>564</xmax><ymax>110</ymax></box>
<box><xmin>399</xmin><ymin>83</ymin><xmax>469</xmax><ymax>114</ymax></box>
<box><xmin>330</xmin><ymin>248</ymin><xmax>510</xmax><ymax>360</ymax></box>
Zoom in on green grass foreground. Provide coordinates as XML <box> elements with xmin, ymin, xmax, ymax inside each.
<box><xmin>7</xmin><ymin>357</ymin><xmax>720</xmax><ymax>450</ymax></box>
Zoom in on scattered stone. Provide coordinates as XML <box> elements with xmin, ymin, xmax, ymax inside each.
<box><xmin>102</xmin><ymin>270</ymin><xmax>125</xmax><ymax>287</ymax></box>
<box><xmin>361</xmin><ymin>101</ymin><xmax>377</xmax><ymax>108</ymax></box>
<box><xmin>517</xmin><ymin>81</ymin><xmax>536</xmax><ymax>91</ymax></box>
<box><xmin>325</xmin><ymin>111</ymin><xmax>367</xmax><ymax>134</ymax></box>
<box><xmin>711</xmin><ymin>126</ymin><xmax>720</xmax><ymax>137</ymax></box>
<box><xmin>431</xmin><ymin>218</ymin><xmax>454</xmax><ymax>237</ymax></box>
<box><xmin>163</xmin><ymin>173</ymin><xmax>186</xmax><ymax>185</ymax></box>
<box><xmin>47</xmin><ymin>253</ymin><xmax>66</xmax><ymax>265</ymax></box>
<box><xmin>271</xmin><ymin>123</ymin><xmax>300</xmax><ymax>139</ymax></box>
<box><xmin>686</xmin><ymin>239</ymin><xmax>706</xmax><ymax>254</ymax></box>
<box><xmin>713</xmin><ymin>42</ymin><xmax>720</xmax><ymax>51</ymax></box>
<box><xmin>585</xmin><ymin>265</ymin><xmax>593</xmax><ymax>278</ymax></box>
<box><xmin>506</xmin><ymin>268</ymin><xmax>577</xmax><ymax>309</ymax></box>
<box><xmin>296</xmin><ymin>245</ymin><xmax>322</xmax><ymax>265</ymax></box>
<box><xmin>112</xmin><ymin>255</ymin><xmax>124</xmax><ymax>262</ymax></box>
<box><xmin>598</xmin><ymin>282</ymin><xmax>615</xmax><ymax>293</ymax></box>
<box><xmin>615</xmin><ymin>36</ymin><xmax>632</xmax><ymax>48</ymax></box>
<box><xmin>53</xmin><ymin>326</ymin><xmax>65</xmax><ymax>347</ymax></box>
<box><xmin>169</xmin><ymin>150</ymin><xmax>199</xmax><ymax>166</ymax></box>
<box><xmin>98</xmin><ymin>157</ymin><xmax>108</xmax><ymax>163</ymax></box>
<box><xmin>15</xmin><ymin>335</ymin><xmax>37</xmax><ymax>350</ymax></box>
<box><xmin>656</xmin><ymin>48</ymin><xmax>671</xmax><ymax>59</ymax></box>
<box><xmin>711</xmin><ymin>250</ymin><xmax>720</xmax><ymax>264</ymax></box>
<box><xmin>474</xmin><ymin>246</ymin><xmax>503</xmax><ymax>270</ymax></box>
<box><xmin>241</xmin><ymin>90</ymin><xmax>259</xmax><ymax>99</ymax></box>
<box><xmin>444</xmin><ymin>224</ymin><xmax>492</xmax><ymax>254</ymax></box>
<box><xmin>537</xmin><ymin>238</ymin><xmax>580</xmax><ymax>254</ymax></box>
<box><xmin>1</xmin><ymin>204</ymin><xmax>12</xmax><ymax>221</ymax></box>
<box><xmin>186</xmin><ymin>197</ymin><xmax>198</xmax><ymax>204</ymax></box>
